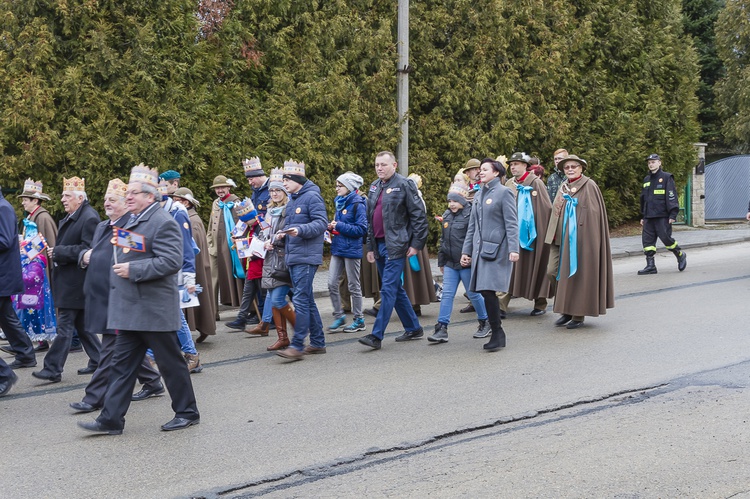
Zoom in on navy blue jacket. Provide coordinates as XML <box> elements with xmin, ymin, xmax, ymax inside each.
<box><xmin>0</xmin><ymin>192</ymin><xmax>23</xmax><ymax>297</ymax></box>
<box><xmin>284</xmin><ymin>180</ymin><xmax>328</xmax><ymax>266</ymax></box>
<box><xmin>165</xmin><ymin>199</ymin><xmax>196</xmax><ymax>274</ymax></box>
<box><xmin>331</xmin><ymin>191</ymin><xmax>368</xmax><ymax>259</ymax></box>
<box><xmin>252</xmin><ymin>179</ymin><xmax>271</xmax><ymax>218</ymax></box>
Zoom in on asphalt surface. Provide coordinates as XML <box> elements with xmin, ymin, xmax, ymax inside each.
<box><xmin>1</xmin><ymin>224</ymin><xmax>749</xmax><ymax>498</ymax></box>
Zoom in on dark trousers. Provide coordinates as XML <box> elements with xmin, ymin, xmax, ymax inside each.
<box><xmin>237</xmin><ymin>277</ymin><xmax>262</xmax><ymax>320</ymax></box>
<box><xmin>481</xmin><ymin>290</ymin><xmax>504</xmax><ymax>331</ymax></box>
<box><xmin>371</xmin><ymin>242</ymin><xmax>420</xmax><ymax>340</ymax></box>
<box><xmin>82</xmin><ymin>333</ymin><xmax>161</xmax><ymax>407</ymax></box>
<box><xmin>642</xmin><ymin>217</ymin><xmax>680</xmax><ymax>255</ymax></box>
<box><xmin>43</xmin><ymin>308</ymin><xmax>100</xmax><ymax>376</ymax></box>
<box><xmin>0</xmin><ymin>357</ymin><xmax>12</xmax><ymax>385</ymax></box>
<box><xmin>97</xmin><ymin>330</ymin><xmax>199</xmax><ymax>430</ymax></box>
<box><xmin>0</xmin><ymin>297</ymin><xmax>35</xmax><ymax>364</ymax></box>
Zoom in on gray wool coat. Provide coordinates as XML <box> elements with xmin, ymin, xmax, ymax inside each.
<box><xmin>462</xmin><ymin>177</ymin><xmax>520</xmax><ymax>293</ymax></box>
<box><xmin>107</xmin><ymin>202</ymin><xmax>183</xmax><ymax>332</ymax></box>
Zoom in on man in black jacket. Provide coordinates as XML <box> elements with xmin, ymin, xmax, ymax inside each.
<box><xmin>638</xmin><ymin>154</ymin><xmax>686</xmax><ymax>275</ymax></box>
<box><xmin>358</xmin><ymin>151</ymin><xmax>427</xmax><ymax>350</ymax></box>
<box><xmin>33</xmin><ymin>177</ymin><xmax>101</xmax><ymax>383</ymax></box>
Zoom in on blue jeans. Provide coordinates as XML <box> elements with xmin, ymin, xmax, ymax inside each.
<box><xmin>371</xmin><ymin>242</ymin><xmax>421</xmax><ymax>340</ymax></box>
<box><xmin>262</xmin><ymin>285</ymin><xmax>292</xmax><ymax>323</ymax></box>
<box><xmin>289</xmin><ymin>264</ymin><xmax>325</xmax><ymax>350</ymax></box>
<box><xmin>438</xmin><ymin>266</ymin><xmax>487</xmax><ymax>324</ymax></box>
<box><xmin>147</xmin><ymin>310</ymin><xmax>196</xmax><ymax>359</ymax></box>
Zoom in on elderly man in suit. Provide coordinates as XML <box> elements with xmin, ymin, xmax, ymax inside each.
<box><xmin>78</xmin><ymin>164</ymin><xmax>199</xmax><ymax>434</ymax></box>
<box><xmin>32</xmin><ymin>177</ymin><xmax>101</xmax><ymax>383</ymax></box>
<box><xmin>69</xmin><ymin>179</ymin><xmax>163</xmax><ymax>413</ymax></box>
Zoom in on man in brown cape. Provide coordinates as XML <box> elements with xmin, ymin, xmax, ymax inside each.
<box><xmin>499</xmin><ymin>152</ymin><xmax>554</xmax><ymax>316</ymax></box>
<box><xmin>172</xmin><ymin>188</ymin><xmax>216</xmax><ymax>342</ymax></box>
<box><xmin>207</xmin><ymin>175</ymin><xmax>244</xmax><ymax>313</ymax></box>
<box><xmin>544</xmin><ymin>155</ymin><xmax>614</xmax><ymax>329</ymax></box>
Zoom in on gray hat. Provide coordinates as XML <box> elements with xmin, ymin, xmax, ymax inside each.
<box><xmin>172</xmin><ymin>187</ymin><xmax>200</xmax><ymax>207</ymax></box>
<box><xmin>337</xmin><ymin>172</ymin><xmax>364</xmax><ymax>193</ymax></box>
<box><xmin>646</xmin><ymin>153</ymin><xmax>661</xmax><ymax>161</ymax></box>
<box><xmin>559</xmin><ymin>154</ymin><xmax>588</xmax><ymax>171</ymax></box>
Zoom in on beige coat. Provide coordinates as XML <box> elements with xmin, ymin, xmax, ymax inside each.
<box><xmin>208</xmin><ymin>194</ymin><xmax>244</xmax><ymax>307</ymax></box>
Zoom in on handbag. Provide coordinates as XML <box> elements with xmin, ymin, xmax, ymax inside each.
<box><xmin>268</xmin><ymin>248</ymin><xmax>290</xmax><ymax>281</ymax></box>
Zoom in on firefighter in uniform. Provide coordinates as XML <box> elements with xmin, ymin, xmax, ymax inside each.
<box><xmin>638</xmin><ymin>153</ymin><xmax>687</xmax><ymax>275</ymax></box>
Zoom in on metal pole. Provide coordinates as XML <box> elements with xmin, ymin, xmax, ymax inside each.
<box><xmin>397</xmin><ymin>0</ymin><xmax>409</xmax><ymax>176</ymax></box>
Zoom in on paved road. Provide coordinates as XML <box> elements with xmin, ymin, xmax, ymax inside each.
<box><xmin>2</xmin><ymin>240</ymin><xmax>750</xmax><ymax>498</ymax></box>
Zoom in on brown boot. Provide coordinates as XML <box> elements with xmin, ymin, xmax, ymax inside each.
<box><xmin>278</xmin><ymin>303</ymin><xmax>296</xmax><ymax>329</ymax></box>
<box><xmin>245</xmin><ymin>321</ymin><xmax>270</xmax><ymax>336</ymax></box>
<box><xmin>184</xmin><ymin>352</ymin><xmax>203</xmax><ymax>374</ymax></box>
<box><xmin>267</xmin><ymin>308</ymin><xmax>290</xmax><ymax>351</ymax></box>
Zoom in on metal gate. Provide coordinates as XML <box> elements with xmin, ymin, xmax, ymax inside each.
<box><xmin>704</xmin><ymin>155</ymin><xmax>750</xmax><ymax>220</ymax></box>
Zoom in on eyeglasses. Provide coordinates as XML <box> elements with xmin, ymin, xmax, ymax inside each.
<box><xmin>335</xmin><ymin>183</ymin><xmax>346</xmax><ymax>188</ymax></box>
<box><xmin>126</xmin><ymin>190</ymin><xmax>145</xmax><ymax>196</ymax></box>
<box><xmin>563</xmin><ymin>164</ymin><xmax>581</xmax><ymax>170</ymax></box>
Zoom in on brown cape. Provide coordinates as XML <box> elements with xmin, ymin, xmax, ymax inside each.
<box><xmin>545</xmin><ymin>175</ymin><xmax>614</xmax><ymax>317</ymax></box>
<box><xmin>505</xmin><ymin>174</ymin><xmax>554</xmax><ymax>301</ymax></box>
<box><xmin>209</xmin><ymin>194</ymin><xmax>244</xmax><ymax>307</ymax></box>
<box><xmin>186</xmin><ymin>207</ymin><xmax>217</xmax><ymax>335</ymax></box>
<box><xmin>402</xmin><ymin>245</ymin><xmax>437</xmax><ymax>305</ymax></box>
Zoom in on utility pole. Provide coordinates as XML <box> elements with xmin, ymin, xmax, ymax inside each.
<box><xmin>396</xmin><ymin>0</ymin><xmax>409</xmax><ymax>176</ymax></box>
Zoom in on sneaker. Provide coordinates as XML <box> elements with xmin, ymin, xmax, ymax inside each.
<box><xmin>328</xmin><ymin>317</ymin><xmax>347</xmax><ymax>332</ymax></box>
<box><xmin>428</xmin><ymin>323</ymin><xmax>448</xmax><ymax>343</ymax></box>
<box><xmin>395</xmin><ymin>328</ymin><xmax>424</xmax><ymax>342</ymax></box>
<box><xmin>343</xmin><ymin>317</ymin><xmax>366</xmax><ymax>333</ymax></box>
<box><xmin>473</xmin><ymin>319</ymin><xmax>491</xmax><ymax>338</ymax></box>
<box><xmin>358</xmin><ymin>334</ymin><xmax>381</xmax><ymax>350</ymax></box>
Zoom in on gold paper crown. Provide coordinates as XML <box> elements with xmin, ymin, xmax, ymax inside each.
<box><xmin>242</xmin><ymin>157</ymin><xmax>263</xmax><ymax>174</ymax></box>
<box><xmin>236</xmin><ymin>198</ymin><xmax>257</xmax><ymax>217</ymax></box>
<box><xmin>269</xmin><ymin>168</ymin><xmax>284</xmax><ymax>183</ymax></box>
<box><xmin>496</xmin><ymin>155</ymin><xmax>508</xmax><ymax>167</ymax></box>
<box><xmin>23</xmin><ymin>179</ymin><xmax>43</xmax><ymax>195</ymax></box>
<box><xmin>448</xmin><ymin>182</ymin><xmax>470</xmax><ymax>199</ymax></box>
<box><xmin>105</xmin><ymin>179</ymin><xmax>128</xmax><ymax>199</ymax></box>
<box><xmin>283</xmin><ymin>159</ymin><xmax>306</xmax><ymax>176</ymax></box>
<box><xmin>129</xmin><ymin>163</ymin><xmax>159</xmax><ymax>187</ymax></box>
<box><xmin>157</xmin><ymin>181</ymin><xmax>168</xmax><ymax>196</ymax></box>
<box><xmin>63</xmin><ymin>176</ymin><xmax>85</xmax><ymax>192</ymax></box>
<box><xmin>408</xmin><ymin>173</ymin><xmax>423</xmax><ymax>189</ymax></box>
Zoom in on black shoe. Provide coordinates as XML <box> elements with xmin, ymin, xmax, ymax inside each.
<box><xmin>499</xmin><ymin>309</ymin><xmax>507</xmax><ymax>319</ymax></box>
<box><xmin>358</xmin><ymin>334</ymin><xmax>382</xmax><ymax>350</ymax></box>
<box><xmin>677</xmin><ymin>252</ymin><xmax>687</xmax><ymax>272</ymax></box>
<box><xmin>459</xmin><ymin>304</ymin><xmax>475</xmax><ymax>313</ymax></box>
<box><xmin>428</xmin><ymin>323</ymin><xmax>448</xmax><ymax>343</ymax></box>
<box><xmin>70</xmin><ymin>401</ymin><xmax>101</xmax><ymax>413</ymax></box>
<box><xmin>161</xmin><ymin>417</ymin><xmax>200</xmax><ymax>431</ymax></box>
<box><xmin>530</xmin><ymin>308</ymin><xmax>546</xmax><ymax>316</ymax></box>
<box><xmin>69</xmin><ymin>343</ymin><xmax>83</xmax><ymax>353</ymax></box>
<box><xmin>363</xmin><ymin>308</ymin><xmax>379</xmax><ymax>317</ymax></box>
<box><xmin>77</xmin><ymin>366</ymin><xmax>97</xmax><ymax>375</ymax></box>
<box><xmin>0</xmin><ymin>372</ymin><xmax>18</xmax><ymax>397</ymax></box>
<box><xmin>395</xmin><ymin>328</ymin><xmax>424</xmax><ymax>342</ymax></box>
<box><xmin>566</xmin><ymin>320</ymin><xmax>584</xmax><ymax>329</ymax></box>
<box><xmin>132</xmin><ymin>383</ymin><xmax>165</xmax><ymax>401</ymax></box>
<box><xmin>31</xmin><ymin>370</ymin><xmax>61</xmax><ymax>383</ymax></box>
<box><xmin>9</xmin><ymin>359</ymin><xmax>37</xmax><ymax>369</ymax></box>
<box><xmin>412</xmin><ymin>305</ymin><xmax>422</xmax><ymax>317</ymax></box>
<box><xmin>225</xmin><ymin>318</ymin><xmax>246</xmax><ymax>330</ymax></box>
<box><xmin>246</xmin><ymin>314</ymin><xmax>260</xmax><ymax>325</ymax></box>
<box><xmin>483</xmin><ymin>327</ymin><xmax>506</xmax><ymax>351</ymax></box>
<box><xmin>77</xmin><ymin>420</ymin><xmax>122</xmax><ymax>435</ymax></box>
<box><xmin>35</xmin><ymin>341</ymin><xmax>49</xmax><ymax>352</ymax></box>
<box><xmin>0</xmin><ymin>345</ymin><xmax>17</xmax><ymax>355</ymax></box>
<box><xmin>554</xmin><ymin>314</ymin><xmax>572</xmax><ymax>327</ymax></box>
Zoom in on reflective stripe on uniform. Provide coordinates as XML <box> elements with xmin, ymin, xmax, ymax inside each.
<box><xmin>643</xmin><ymin>246</ymin><xmax>657</xmax><ymax>252</ymax></box>
<box><xmin>665</xmin><ymin>241</ymin><xmax>678</xmax><ymax>249</ymax></box>
<box><xmin>653</xmin><ymin>189</ymin><xmax>665</xmax><ymax>194</ymax></box>
<box><xmin>643</xmin><ymin>182</ymin><xmax>651</xmax><ymax>187</ymax></box>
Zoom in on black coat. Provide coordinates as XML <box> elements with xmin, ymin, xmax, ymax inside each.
<box><xmin>437</xmin><ymin>205</ymin><xmax>472</xmax><ymax>270</ymax></box>
<box><xmin>83</xmin><ymin>216</ymin><xmax>126</xmax><ymax>334</ymax></box>
<box><xmin>0</xmin><ymin>192</ymin><xmax>23</xmax><ymax>297</ymax></box>
<box><xmin>51</xmin><ymin>200</ymin><xmax>100</xmax><ymax>309</ymax></box>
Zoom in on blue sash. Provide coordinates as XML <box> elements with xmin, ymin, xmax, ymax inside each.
<box><xmin>218</xmin><ymin>201</ymin><xmax>245</xmax><ymax>279</ymax></box>
<box><xmin>516</xmin><ymin>184</ymin><xmax>536</xmax><ymax>250</ymax></box>
<box><xmin>557</xmin><ymin>194</ymin><xmax>578</xmax><ymax>279</ymax></box>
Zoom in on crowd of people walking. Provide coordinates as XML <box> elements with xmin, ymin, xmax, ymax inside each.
<box><xmin>3</xmin><ymin>150</ymin><xmax>691</xmax><ymax>433</ymax></box>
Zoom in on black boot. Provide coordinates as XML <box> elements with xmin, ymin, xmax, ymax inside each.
<box><xmin>637</xmin><ymin>255</ymin><xmax>657</xmax><ymax>275</ymax></box>
<box><xmin>676</xmin><ymin>251</ymin><xmax>687</xmax><ymax>271</ymax></box>
<box><xmin>483</xmin><ymin>321</ymin><xmax>506</xmax><ymax>351</ymax></box>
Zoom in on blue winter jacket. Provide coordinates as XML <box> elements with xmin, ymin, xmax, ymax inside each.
<box><xmin>331</xmin><ymin>191</ymin><xmax>368</xmax><ymax>259</ymax></box>
<box><xmin>284</xmin><ymin>180</ymin><xmax>328</xmax><ymax>266</ymax></box>
<box><xmin>252</xmin><ymin>179</ymin><xmax>271</xmax><ymax>217</ymax></box>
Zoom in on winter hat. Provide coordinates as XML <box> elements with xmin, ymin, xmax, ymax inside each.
<box><xmin>268</xmin><ymin>168</ymin><xmax>287</xmax><ymax>193</ymax></box>
<box><xmin>447</xmin><ymin>182</ymin><xmax>470</xmax><ymax>207</ymax></box>
<box><xmin>336</xmin><ymin>172</ymin><xmax>364</xmax><ymax>193</ymax></box>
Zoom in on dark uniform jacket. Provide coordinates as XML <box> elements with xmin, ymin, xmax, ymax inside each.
<box><xmin>51</xmin><ymin>200</ymin><xmax>100</xmax><ymax>309</ymax></box>
<box><xmin>0</xmin><ymin>192</ymin><xmax>23</xmax><ymax>297</ymax></box>
<box><xmin>437</xmin><ymin>205</ymin><xmax>471</xmax><ymax>270</ymax></box>
<box><xmin>640</xmin><ymin>168</ymin><xmax>679</xmax><ymax>220</ymax></box>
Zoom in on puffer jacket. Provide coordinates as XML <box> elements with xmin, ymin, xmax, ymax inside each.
<box><xmin>437</xmin><ymin>205</ymin><xmax>472</xmax><ymax>270</ymax></box>
<box><xmin>331</xmin><ymin>191</ymin><xmax>368</xmax><ymax>259</ymax></box>
<box><xmin>261</xmin><ymin>206</ymin><xmax>291</xmax><ymax>289</ymax></box>
<box><xmin>284</xmin><ymin>180</ymin><xmax>328</xmax><ymax>266</ymax></box>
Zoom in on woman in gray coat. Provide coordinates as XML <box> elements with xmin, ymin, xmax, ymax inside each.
<box><xmin>461</xmin><ymin>158</ymin><xmax>520</xmax><ymax>351</ymax></box>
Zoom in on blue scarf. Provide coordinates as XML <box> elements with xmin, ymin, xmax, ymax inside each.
<box><xmin>557</xmin><ymin>193</ymin><xmax>578</xmax><ymax>279</ymax></box>
<box><xmin>218</xmin><ymin>200</ymin><xmax>245</xmax><ymax>279</ymax></box>
<box><xmin>516</xmin><ymin>184</ymin><xmax>536</xmax><ymax>250</ymax></box>
<box><xmin>334</xmin><ymin>195</ymin><xmax>347</xmax><ymax>213</ymax></box>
